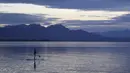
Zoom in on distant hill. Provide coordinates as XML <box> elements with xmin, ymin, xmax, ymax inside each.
<box><xmin>100</xmin><ymin>29</ymin><xmax>130</xmax><ymax>38</ymax></box>
<box><xmin>0</xmin><ymin>24</ymin><xmax>130</xmax><ymax>41</ymax></box>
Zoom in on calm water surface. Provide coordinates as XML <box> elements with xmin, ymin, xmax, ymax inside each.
<box><xmin>0</xmin><ymin>42</ymin><xmax>130</xmax><ymax>73</ymax></box>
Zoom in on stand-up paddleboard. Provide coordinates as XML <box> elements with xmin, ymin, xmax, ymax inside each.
<box><xmin>26</xmin><ymin>48</ymin><xmax>44</xmax><ymax>71</ymax></box>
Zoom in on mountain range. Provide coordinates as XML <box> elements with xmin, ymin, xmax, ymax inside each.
<box><xmin>0</xmin><ymin>24</ymin><xmax>130</xmax><ymax>41</ymax></box>
<box><xmin>100</xmin><ymin>29</ymin><xmax>130</xmax><ymax>38</ymax></box>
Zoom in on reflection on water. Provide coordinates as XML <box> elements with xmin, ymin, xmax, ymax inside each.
<box><xmin>0</xmin><ymin>42</ymin><xmax>130</xmax><ymax>73</ymax></box>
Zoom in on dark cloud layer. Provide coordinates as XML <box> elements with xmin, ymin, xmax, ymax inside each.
<box><xmin>113</xmin><ymin>14</ymin><xmax>130</xmax><ymax>22</ymax></box>
<box><xmin>0</xmin><ymin>13</ymin><xmax>45</xmax><ymax>24</ymax></box>
<box><xmin>0</xmin><ymin>0</ymin><xmax>130</xmax><ymax>10</ymax></box>
<box><xmin>0</xmin><ymin>0</ymin><xmax>66</xmax><ymax>5</ymax></box>
<box><xmin>0</xmin><ymin>13</ymin><xmax>59</xmax><ymax>25</ymax></box>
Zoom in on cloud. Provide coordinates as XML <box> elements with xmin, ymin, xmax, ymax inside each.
<box><xmin>0</xmin><ymin>3</ymin><xmax>129</xmax><ymax>32</ymax></box>
<box><xmin>0</xmin><ymin>1</ymin><xmax>130</xmax><ymax>32</ymax></box>
<box><xmin>63</xmin><ymin>15</ymin><xmax>130</xmax><ymax>32</ymax></box>
<box><xmin>0</xmin><ymin>13</ymin><xmax>58</xmax><ymax>24</ymax></box>
<box><xmin>0</xmin><ymin>0</ymin><xmax>66</xmax><ymax>5</ymax></box>
<box><xmin>0</xmin><ymin>0</ymin><xmax>130</xmax><ymax>10</ymax></box>
<box><xmin>113</xmin><ymin>14</ymin><xmax>130</xmax><ymax>22</ymax></box>
<box><xmin>0</xmin><ymin>3</ymin><xmax>129</xmax><ymax>21</ymax></box>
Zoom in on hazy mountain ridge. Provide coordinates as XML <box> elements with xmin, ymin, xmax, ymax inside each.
<box><xmin>100</xmin><ymin>29</ymin><xmax>130</xmax><ymax>38</ymax></box>
<box><xmin>0</xmin><ymin>24</ymin><xmax>130</xmax><ymax>41</ymax></box>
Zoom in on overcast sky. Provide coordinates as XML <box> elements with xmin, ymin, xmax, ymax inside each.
<box><xmin>0</xmin><ymin>0</ymin><xmax>130</xmax><ymax>32</ymax></box>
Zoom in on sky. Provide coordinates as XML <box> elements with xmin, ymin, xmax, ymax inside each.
<box><xmin>0</xmin><ymin>0</ymin><xmax>130</xmax><ymax>32</ymax></box>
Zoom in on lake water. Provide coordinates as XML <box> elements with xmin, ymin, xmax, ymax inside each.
<box><xmin>0</xmin><ymin>42</ymin><xmax>130</xmax><ymax>73</ymax></box>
